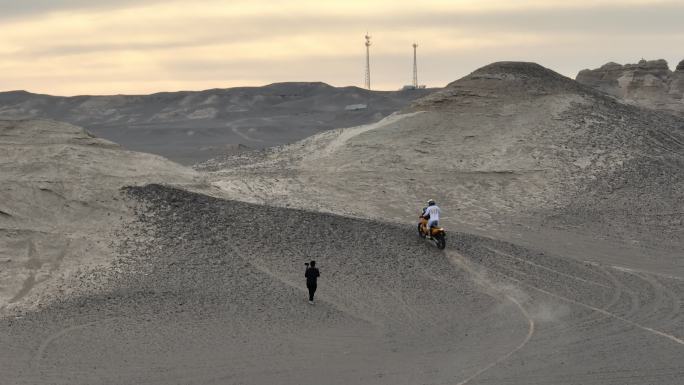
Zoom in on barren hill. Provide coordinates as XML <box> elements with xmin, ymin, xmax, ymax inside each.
<box><xmin>577</xmin><ymin>59</ymin><xmax>684</xmax><ymax>117</ymax></box>
<box><xmin>0</xmin><ymin>84</ymin><xmax>433</xmax><ymax>164</ymax></box>
<box><xmin>2</xmin><ymin>63</ymin><xmax>684</xmax><ymax>384</ymax></box>
<box><xmin>0</xmin><ymin>119</ymin><xmax>208</xmax><ymax>313</ymax></box>
<box><xmin>203</xmin><ymin>61</ymin><xmax>684</xmax><ymax>270</ymax></box>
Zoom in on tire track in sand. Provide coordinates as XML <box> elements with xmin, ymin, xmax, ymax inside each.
<box><xmin>523</xmin><ymin>275</ymin><xmax>684</xmax><ymax>346</ymax></box>
<box><xmin>446</xmin><ymin>251</ymin><xmax>536</xmax><ymax>385</ymax></box>
<box><xmin>455</xmin><ymin>249</ymin><xmax>684</xmax><ymax>347</ymax></box>
<box><xmin>32</xmin><ymin>317</ymin><xmax>120</xmax><ymax>369</ymax></box>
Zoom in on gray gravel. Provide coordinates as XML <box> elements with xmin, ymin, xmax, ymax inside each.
<box><xmin>2</xmin><ymin>184</ymin><xmax>682</xmax><ymax>384</ymax></box>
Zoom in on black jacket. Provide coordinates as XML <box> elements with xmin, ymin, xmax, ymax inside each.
<box><xmin>305</xmin><ymin>267</ymin><xmax>320</xmax><ymax>286</ymax></box>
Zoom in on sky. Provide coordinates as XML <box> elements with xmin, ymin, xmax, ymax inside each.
<box><xmin>0</xmin><ymin>0</ymin><xmax>682</xmax><ymax>95</ymax></box>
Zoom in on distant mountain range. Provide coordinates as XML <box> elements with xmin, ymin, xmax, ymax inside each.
<box><xmin>3</xmin><ymin>59</ymin><xmax>682</xmax><ymax>168</ymax></box>
<box><xmin>0</xmin><ymin>83</ymin><xmax>434</xmax><ymax>164</ymax></box>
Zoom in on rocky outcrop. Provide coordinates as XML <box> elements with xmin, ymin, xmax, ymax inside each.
<box><xmin>576</xmin><ymin>59</ymin><xmax>684</xmax><ymax>116</ymax></box>
<box><xmin>676</xmin><ymin>59</ymin><xmax>684</xmax><ymax>72</ymax></box>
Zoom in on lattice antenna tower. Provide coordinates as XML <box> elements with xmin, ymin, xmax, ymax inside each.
<box><xmin>364</xmin><ymin>33</ymin><xmax>372</xmax><ymax>90</ymax></box>
<box><xmin>412</xmin><ymin>43</ymin><xmax>418</xmax><ymax>88</ymax></box>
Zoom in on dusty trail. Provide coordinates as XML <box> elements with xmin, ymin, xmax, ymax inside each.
<box><xmin>302</xmin><ymin>112</ymin><xmax>422</xmax><ymax>165</ymax></box>
<box><xmin>450</xmin><ymin>248</ymin><xmax>684</xmax><ymax>347</ymax></box>
<box><xmin>447</xmin><ymin>252</ymin><xmax>536</xmax><ymax>385</ymax></box>
<box><xmin>447</xmin><ymin>236</ymin><xmax>684</xmax><ymax>383</ymax></box>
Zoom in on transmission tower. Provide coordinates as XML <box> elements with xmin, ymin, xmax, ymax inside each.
<box><xmin>364</xmin><ymin>33</ymin><xmax>371</xmax><ymax>90</ymax></box>
<box><xmin>412</xmin><ymin>43</ymin><xmax>418</xmax><ymax>88</ymax></box>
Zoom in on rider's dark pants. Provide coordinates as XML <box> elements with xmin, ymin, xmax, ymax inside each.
<box><xmin>307</xmin><ymin>283</ymin><xmax>317</xmax><ymax>301</ymax></box>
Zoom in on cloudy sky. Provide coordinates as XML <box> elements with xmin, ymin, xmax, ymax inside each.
<box><xmin>0</xmin><ymin>0</ymin><xmax>682</xmax><ymax>95</ymax></box>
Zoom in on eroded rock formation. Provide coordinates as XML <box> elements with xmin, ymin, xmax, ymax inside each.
<box><xmin>576</xmin><ymin>59</ymin><xmax>684</xmax><ymax>116</ymax></box>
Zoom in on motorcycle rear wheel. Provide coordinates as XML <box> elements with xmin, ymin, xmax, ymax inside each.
<box><xmin>435</xmin><ymin>233</ymin><xmax>446</xmax><ymax>250</ymax></box>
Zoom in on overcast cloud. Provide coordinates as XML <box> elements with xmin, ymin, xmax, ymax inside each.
<box><xmin>0</xmin><ymin>0</ymin><xmax>682</xmax><ymax>95</ymax></box>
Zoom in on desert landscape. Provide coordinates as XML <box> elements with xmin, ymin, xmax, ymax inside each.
<box><xmin>1</xmin><ymin>59</ymin><xmax>683</xmax><ymax>384</ymax></box>
<box><xmin>1</xmin><ymin>1</ymin><xmax>683</xmax><ymax>383</ymax></box>
<box><xmin>0</xmin><ymin>84</ymin><xmax>432</xmax><ymax>165</ymax></box>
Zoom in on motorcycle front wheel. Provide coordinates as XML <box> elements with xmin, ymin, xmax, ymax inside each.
<box><xmin>417</xmin><ymin>223</ymin><xmax>426</xmax><ymax>238</ymax></box>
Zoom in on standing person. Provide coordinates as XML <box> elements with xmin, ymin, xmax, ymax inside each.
<box><xmin>305</xmin><ymin>261</ymin><xmax>320</xmax><ymax>305</ymax></box>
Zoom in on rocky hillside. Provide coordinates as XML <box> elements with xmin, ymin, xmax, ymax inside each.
<box><xmin>0</xmin><ymin>84</ymin><xmax>433</xmax><ymax>164</ymax></box>
<box><xmin>0</xmin><ymin>119</ymin><xmax>209</xmax><ymax>313</ymax></box>
<box><xmin>2</xmin><ymin>67</ymin><xmax>683</xmax><ymax>384</ymax></box>
<box><xmin>203</xmin><ymin>62</ymin><xmax>684</xmax><ymax>261</ymax></box>
<box><xmin>576</xmin><ymin>59</ymin><xmax>684</xmax><ymax>117</ymax></box>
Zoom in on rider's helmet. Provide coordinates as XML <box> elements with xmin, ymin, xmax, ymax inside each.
<box><xmin>427</xmin><ymin>199</ymin><xmax>435</xmax><ymax>206</ymax></box>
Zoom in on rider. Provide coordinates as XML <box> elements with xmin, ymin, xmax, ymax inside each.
<box><xmin>422</xmin><ymin>199</ymin><xmax>440</xmax><ymax>239</ymax></box>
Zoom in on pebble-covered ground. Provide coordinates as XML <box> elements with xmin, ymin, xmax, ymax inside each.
<box><xmin>2</xmin><ymin>184</ymin><xmax>682</xmax><ymax>384</ymax></box>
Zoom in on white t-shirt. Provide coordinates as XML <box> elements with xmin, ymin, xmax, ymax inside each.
<box><xmin>424</xmin><ymin>205</ymin><xmax>440</xmax><ymax>221</ymax></box>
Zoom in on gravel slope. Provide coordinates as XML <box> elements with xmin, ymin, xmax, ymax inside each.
<box><xmin>2</xmin><ymin>185</ymin><xmax>682</xmax><ymax>384</ymax></box>
<box><xmin>202</xmin><ymin>62</ymin><xmax>684</xmax><ymax>269</ymax></box>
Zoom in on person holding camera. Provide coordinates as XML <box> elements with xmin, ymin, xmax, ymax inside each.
<box><xmin>304</xmin><ymin>261</ymin><xmax>320</xmax><ymax>305</ymax></box>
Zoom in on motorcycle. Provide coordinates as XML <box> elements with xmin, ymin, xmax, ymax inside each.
<box><xmin>418</xmin><ymin>216</ymin><xmax>446</xmax><ymax>250</ymax></box>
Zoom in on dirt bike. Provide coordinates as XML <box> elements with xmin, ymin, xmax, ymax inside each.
<box><xmin>418</xmin><ymin>216</ymin><xmax>446</xmax><ymax>250</ymax></box>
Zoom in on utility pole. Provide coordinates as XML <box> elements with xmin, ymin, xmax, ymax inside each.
<box><xmin>412</xmin><ymin>43</ymin><xmax>418</xmax><ymax>88</ymax></box>
<box><xmin>364</xmin><ymin>33</ymin><xmax>371</xmax><ymax>90</ymax></box>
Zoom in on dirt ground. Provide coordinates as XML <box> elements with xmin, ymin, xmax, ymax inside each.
<box><xmin>2</xmin><ymin>186</ymin><xmax>682</xmax><ymax>384</ymax></box>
